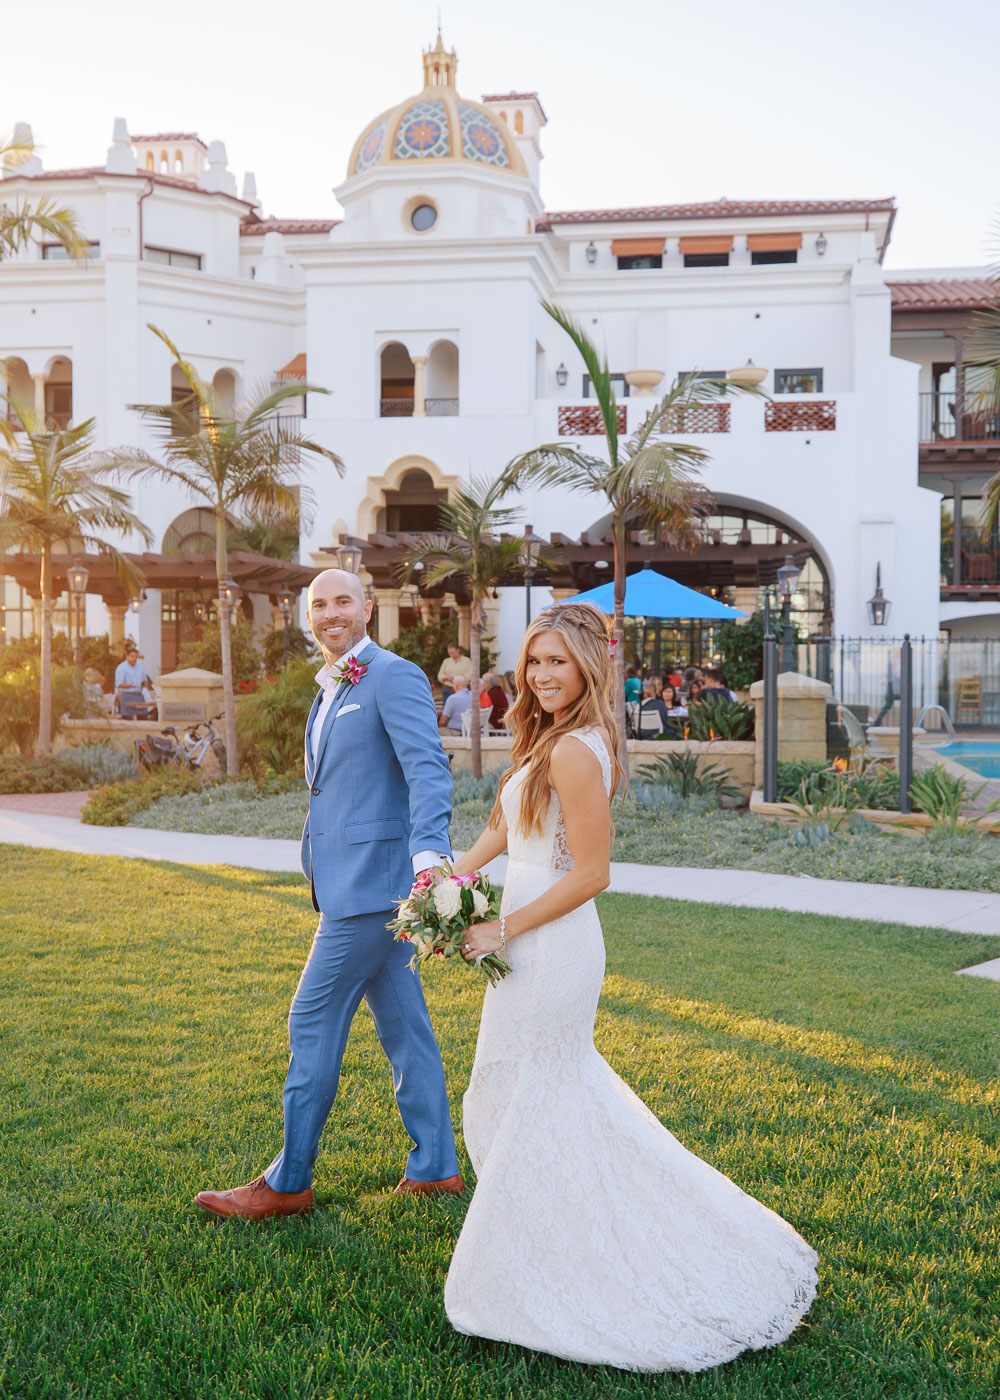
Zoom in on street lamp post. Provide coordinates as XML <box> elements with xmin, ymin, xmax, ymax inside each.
<box><xmin>776</xmin><ymin>553</ymin><xmax>801</xmax><ymax>673</ymax></box>
<box><xmin>223</xmin><ymin>579</ymin><xmax>241</xmax><ymax>625</ymax></box>
<box><xmin>520</xmin><ymin>523</ymin><xmax>541</xmax><ymax>631</ymax></box>
<box><xmin>277</xmin><ymin>588</ymin><xmax>295</xmax><ymax>665</ymax></box>
<box><xmin>66</xmin><ymin>561</ymin><xmax>89</xmax><ymax>668</ymax></box>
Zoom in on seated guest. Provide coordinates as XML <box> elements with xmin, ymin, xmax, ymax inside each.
<box><xmin>503</xmin><ymin>669</ymin><xmax>517</xmax><ymax>702</ymax></box>
<box><xmin>638</xmin><ymin>678</ymin><xmax>676</xmax><ymax>737</ymax></box>
<box><xmin>687</xmin><ymin>678</ymin><xmax>705</xmax><ymax>705</ymax></box>
<box><xmin>114</xmin><ymin>645</ymin><xmax>153</xmax><ymax>715</ymax></box>
<box><xmin>660</xmin><ymin>680</ymin><xmax>687</xmax><ymax>718</ymax></box>
<box><xmin>479</xmin><ymin>673</ymin><xmax>509</xmax><ymax>729</ymax></box>
<box><xmin>437</xmin><ymin>642</ymin><xmax>472</xmax><ymax>703</ymax></box>
<box><xmin>439</xmin><ymin>674</ymin><xmax>472</xmax><ymax>732</ymax></box>
<box><xmin>701</xmin><ymin>667</ymin><xmax>735</xmax><ymax>702</ymax></box>
<box><xmin>624</xmin><ymin>664</ymin><xmax>642</xmax><ymax>704</ymax></box>
<box><xmin>679</xmin><ymin>664</ymin><xmax>703</xmax><ymax>699</ymax></box>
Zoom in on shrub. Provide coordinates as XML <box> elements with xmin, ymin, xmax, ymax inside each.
<box><xmin>451</xmin><ymin>767</ymin><xmax>502</xmax><ymax>805</ymax></box>
<box><xmin>636</xmin><ymin>748</ymin><xmax>743</xmax><ymax>801</ymax></box>
<box><xmin>235</xmin><ymin>656</ymin><xmax>317</xmax><ymax>779</ymax></box>
<box><xmin>686</xmin><ymin>694</ymin><xmax>754</xmax><ymax>741</ymax></box>
<box><xmin>259</xmin><ymin>624</ymin><xmax>316</xmax><ymax>674</ymax></box>
<box><xmin>388</xmin><ymin>617</ymin><xmax>496</xmax><ymax>685</ymax></box>
<box><xmin>0</xmin><ymin>632</ymin><xmax>127</xmax><ymax>690</ymax></box>
<box><xmin>178</xmin><ymin>618</ymin><xmax>261</xmax><ymax>685</ymax></box>
<box><xmin>715</xmin><ymin>611</ymin><xmax>803</xmax><ymax>692</ymax></box>
<box><xmin>59</xmin><ymin>743</ymin><xmax>139</xmax><ymax>787</ymax></box>
<box><xmin>81</xmin><ymin>767</ymin><xmax>208</xmax><ymax>826</ymax></box>
<box><xmin>0</xmin><ymin>662</ymin><xmax>94</xmax><ymax>755</ymax></box>
<box><xmin>0</xmin><ymin>744</ymin><xmax>137</xmax><ymax>794</ymax></box>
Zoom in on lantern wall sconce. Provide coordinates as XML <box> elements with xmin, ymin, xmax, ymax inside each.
<box><xmin>336</xmin><ymin>542</ymin><xmax>362</xmax><ymax>575</ymax></box>
<box><xmin>867</xmin><ymin>562</ymin><xmax>890</xmax><ymax>626</ymax></box>
<box><xmin>585</xmin><ymin>241</ymin><xmax>597</xmax><ymax>264</ymax></box>
<box><xmin>555</xmin><ymin>363</ymin><xmax>568</xmax><ymax>388</ymax></box>
<box><xmin>814</xmin><ymin>231</ymin><xmax>828</xmax><ymax>256</ymax></box>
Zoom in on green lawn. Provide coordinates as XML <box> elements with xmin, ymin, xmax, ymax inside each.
<box><xmin>1</xmin><ymin>846</ymin><xmax>998</xmax><ymax>1400</ymax></box>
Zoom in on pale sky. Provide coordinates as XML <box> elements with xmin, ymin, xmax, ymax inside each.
<box><xmin>7</xmin><ymin>0</ymin><xmax>998</xmax><ymax>270</ymax></box>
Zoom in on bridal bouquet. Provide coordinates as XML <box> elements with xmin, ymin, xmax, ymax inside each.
<box><xmin>388</xmin><ymin>864</ymin><xmax>511</xmax><ymax>985</ymax></box>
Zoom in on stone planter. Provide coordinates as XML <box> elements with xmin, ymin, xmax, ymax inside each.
<box><xmin>624</xmin><ymin>369</ymin><xmax>664</xmax><ymax>397</ymax></box>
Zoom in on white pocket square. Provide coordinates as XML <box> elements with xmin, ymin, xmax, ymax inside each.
<box><xmin>336</xmin><ymin>703</ymin><xmax>361</xmax><ymax>718</ymax></box>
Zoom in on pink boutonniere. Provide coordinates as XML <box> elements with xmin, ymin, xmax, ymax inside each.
<box><xmin>331</xmin><ymin>656</ymin><xmax>368</xmax><ymax>686</ymax></box>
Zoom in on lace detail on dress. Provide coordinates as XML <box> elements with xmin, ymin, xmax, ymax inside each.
<box><xmin>445</xmin><ymin>726</ymin><xmax>818</xmax><ymax>1374</ymax></box>
<box><xmin>551</xmin><ymin>728</ymin><xmax>611</xmax><ymax>872</ymax></box>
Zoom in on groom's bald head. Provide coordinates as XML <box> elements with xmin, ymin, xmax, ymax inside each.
<box><xmin>307</xmin><ymin>569</ymin><xmax>373</xmax><ymax>662</ymax></box>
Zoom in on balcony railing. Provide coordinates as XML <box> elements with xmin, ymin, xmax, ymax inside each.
<box><xmin>381</xmin><ymin>398</ymin><xmax>414</xmax><ymax>417</ymax></box>
<box><xmin>267</xmin><ymin>412</ymin><xmax>304</xmax><ymax>462</ymax></box>
<box><xmin>941</xmin><ymin>534</ymin><xmax>1000</xmax><ymax>590</ymax></box>
<box><xmin>425</xmin><ymin>397</ymin><xmax>458</xmax><ymax>416</ymax></box>
<box><xmin>920</xmin><ymin>391</ymin><xmax>1000</xmax><ymax>443</ymax></box>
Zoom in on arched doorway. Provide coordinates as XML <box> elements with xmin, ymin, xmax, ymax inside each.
<box><xmin>160</xmin><ymin>508</ymin><xmax>246</xmax><ymax>671</ymax></box>
<box><xmin>379</xmin><ymin>342</ymin><xmax>414</xmax><ymax>417</ymax></box>
<box><xmin>376</xmin><ymin>468</ymin><xmax>448</xmax><ymax>532</ymax></box>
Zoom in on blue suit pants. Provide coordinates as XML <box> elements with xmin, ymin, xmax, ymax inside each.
<box><xmin>265</xmin><ymin>909</ymin><xmax>459</xmax><ymax>1193</ymax></box>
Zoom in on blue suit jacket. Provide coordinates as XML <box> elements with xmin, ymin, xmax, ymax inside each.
<box><xmin>301</xmin><ymin>642</ymin><xmax>452</xmax><ymax>918</ymax></box>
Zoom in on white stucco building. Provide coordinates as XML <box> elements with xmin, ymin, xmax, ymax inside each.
<box><xmin>1</xmin><ymin>32</ymin><xmax>995</xmax><ymax>677</ymax></box>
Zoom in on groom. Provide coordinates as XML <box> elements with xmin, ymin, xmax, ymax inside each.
<box><xmin>196</xmin><ymin>568</ymin><xmax>463</xmax><ymax>1218</ymax></box>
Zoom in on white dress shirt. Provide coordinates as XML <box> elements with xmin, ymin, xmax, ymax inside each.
<box><xmin>310</xmin><ymin>635</ymin><xmax>448</xmax><ymax>878</ymax></box>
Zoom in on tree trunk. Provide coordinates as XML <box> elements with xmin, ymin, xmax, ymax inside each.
<box><xmin>37</xmin><ymin>544</ymin><xmax>52</xmax><ymax>755</ymax></box>
<box><xmin>612</xmin><ymin>517</ymin><xmax>628</xmax><ymax>773</ymax></box>
<box><xmin>470</xmin><ymin>605</ymin><xmax>483</xmax><ymax>781</ymax></box>
<box><xmin>215</xmin><ymin>508</ymin><xmax>239</xmax><ymax>778</ymax></box>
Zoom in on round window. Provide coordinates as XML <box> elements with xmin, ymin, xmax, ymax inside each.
<box><xmin>410</xmin><ymin>203</ymin><xmax>438</xmax><ymax>232</ymax></box>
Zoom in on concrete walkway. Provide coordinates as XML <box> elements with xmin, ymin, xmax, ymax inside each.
<box><xmin>2</xmin><ymin>805</ymin><xmax>1000</xmax><ymax>937</ymax></box>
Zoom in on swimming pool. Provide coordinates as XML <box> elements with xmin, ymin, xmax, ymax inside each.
<box><xmin>935</xmin><ymin>743</ymin><xmax>1000</xmax><ymax>779</ymax></box>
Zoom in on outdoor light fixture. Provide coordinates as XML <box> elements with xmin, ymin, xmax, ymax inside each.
<box><xmin>867</xmin><ymin>562</ymin><xmax>890</xmax><ymax>627</ymax></box>
<box><xmin>66</xmin><ymin>562</ymin><xmax>89</xmax><ymax>596</ymax></box>
<box><xmin>814</xmin><ymin>231</ymin><xmax>828</xmax><ymax>256</ymax></box>
<box><xmin>277</xmin><ymin>587</ymin><xmax>296</xmax><ymax>662</ymax></box>
<box><xmin>776</xmin><ymin>553</ymin><xmax>801</xmax><ymax>673</ymax></box>
<box><xmin>555</xmin><ymin>363</ymin><xmax>568</xmax><ymax>388</ymax></box>
<box><xmin>594</xmin><ymin>559</ymin><xmax>609</xmax><ymax>570</ymax></box>
<box><xmin>67</xmin><ymin>562</ymin><xmax>89</xmax><ymax>668</ymax></box>
<box><xmin>728</xmin><ymin>359</ymin><xmax>768</xmax><ymax>386</ymax></box>
<box><xmin>337</xmin><ymin>542</ymin><xmax>362</xmax><ymax>575</ymax></box>
<box><xmin>128</xmin><ymin>591</ymin><xmax>146</xmax><ymax>614</ymax></box>
<box><xmin>585</xmin><ymin>241</ymin><xmax>597</xmax><ymax>264</ymax></box>
<box><xmin>193</xmin><ymin>598</ymin><xmax>207</xmax><ymax>623</ymax></box>
<box><xmin>223</xmin><ymin>579</ymin><xmax>241</xmax><ymax>611</ymax></box>
<box><xmin>520</xmin><ymin>523</ymin><xmax>542</xmax><ymax>628</ymax></box>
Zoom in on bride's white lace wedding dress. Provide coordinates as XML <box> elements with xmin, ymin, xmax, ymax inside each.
<box><xmin>444</xmin><ymin>726</ymin><xmax>818</xmax><ymax>1372</ymax></box>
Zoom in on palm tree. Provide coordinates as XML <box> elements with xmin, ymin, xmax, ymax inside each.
<box><xmin>502</xmin><ymin>301</ymin><xmax>754</xmax><ymax>756</ymax></box>
<box><xmin>109</xmin><ymin>325</ymin><xmax>343</xmax><ymax>777</ymax></box>
<box><xmin>1</xmin><ymin>129</ymin><xmax>87</xmax><ymax>260</ymax></box>
<box><xmin>399</xmin><ymin>474</ymin><xmax>536</xmax><ymax>779</ymax></box>
<box><xmin>0</xmin><ymin>405</ymin><xmax>152</xmax><ymax>754</ymax></box>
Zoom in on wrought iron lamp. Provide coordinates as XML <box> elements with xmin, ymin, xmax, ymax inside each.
<box><xmin>814</xmin><ymin>231</ymin><xmax>828</xmax><ymax>256</ymax></box>
<box><xmin>66</xmin><ymin>561</ymin><xmax>89</xmax><ymax>668</ymax></box>
<box><xmin>277</xmin><ymin>587</ymin><xmax>295</xmax><ymax>663</ymax></box>
<box><xmin>867</xmin><ymin>563</ymin><xmax>890</xmax><ymax>627</ymax></box>
<box><xmin>128</xmin><ymin>590</ymin><xmax>145</xmax><ymax>615</ymax></box>
<box><xmin>520</xmin><ymin>523</ymin><xmax>541</xmax><ymax>629</ymax></box>
<box><xmin>555</xmin><ymin>363</ymin><xmax>568</xmax><ymax>388</ymax></box>
<box><xmin>585</xmin><ymin>241</ymin><xmax>597</xmax><ymax>264</ymax></box>
<box><xmin>337</xmin><ymin>542</ymin><xmax>362</xmax><ymax>575</ymax></box>
<box><xmin>776</xmin><ymin>553</ymin><xmax>801</xmax><ymax>673</ymax></box>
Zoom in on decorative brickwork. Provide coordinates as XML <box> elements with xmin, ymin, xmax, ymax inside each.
<box><xmin>558</xmin><ymin>405</ymin><xmax>627</xmax><ymax>437</ymax></box>
<box><xmin>660</xmin><ymin>403</ymin><xmax>730</xmax><ymax>434</ymax></box>
<box><xmin>765</xmin><ymin>401</ymin><xmax>836</xmax><ymax>432</ymax></box>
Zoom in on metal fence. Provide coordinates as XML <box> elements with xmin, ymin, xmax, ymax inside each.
<box><xmin>798</xmin><ymin>635</ymin><xmax>1000</xmax><ymax>729</ymax></box>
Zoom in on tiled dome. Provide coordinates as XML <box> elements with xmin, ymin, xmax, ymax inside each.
<box><xmin>347</xmin><ymin>33</ymin><xmax>526</xmax><ymax>180</ymax></box>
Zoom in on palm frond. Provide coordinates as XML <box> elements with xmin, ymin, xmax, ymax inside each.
<box><xmin>542</xmin><ymin>301</ymin><xmax>619</xmax><ymax>463</ymax></box>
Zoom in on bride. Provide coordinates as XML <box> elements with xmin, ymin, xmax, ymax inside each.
<box><xmin>445</xmin><ymin>602</ymin><xmax>818</xmax><ymax>1373</ymax></box>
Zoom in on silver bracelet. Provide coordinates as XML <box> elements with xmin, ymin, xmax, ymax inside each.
<box><xmin>499</xmin><ymin>913</ymin><xmax>508</xmax><ymax>956</ymax></box>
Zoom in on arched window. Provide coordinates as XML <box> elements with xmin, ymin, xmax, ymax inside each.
<box><xmin>174</xmin><ymin>150</ymin><xmax>183</xmax><ymax>174</ymax></box>
<box><xmin>159</xmin><ymin>150</ymin><xmax>169</xmax><ymax>173</ymax></box>
<box><xmin>514</xmin><ymin>110</ymin><xmax>524</xmax><ymax>134</ymax></box>
<box><xmin>499</xmin><ymin>110</ymin><xmax>508</xmax><ymax>124</ymax></box>
<box><xmin>212</xmin><ymin>368</ymin><xmax>236</xmax><ymax>417</ymax></box>
<box><xmin>379</xmin><ymin>343</ymin><xmax>415</xmax><ymax>417</ymax></box>
<box><xmin>425</xmin><ymin>341</ymin><xmax>459</xmax><ymax>416</ymax></box>
<box><xmin>145</xmin><ymin>151</ymin><xmax>154</xmax><ymax>171</ymax></box>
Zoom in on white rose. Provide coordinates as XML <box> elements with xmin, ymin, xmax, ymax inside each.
<box><xmin>417</xmin><ymin>932</ymin><xmax>437</xmax><ymax>955</ymax></box>
<box><xmin>471</xmin><ymin>889</ymin><xmax>489</xmax><ymax>918</ymax></box>
<box><xmin>432</xmin><ymin>879</ymin><xmax>462</xmax><ymax>920</ymax></box>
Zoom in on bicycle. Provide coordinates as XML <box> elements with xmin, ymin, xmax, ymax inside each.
<box><xmin>135</xmin><ymin>714</ymin><xmax>227</xmax><ymax>773</ymax></box>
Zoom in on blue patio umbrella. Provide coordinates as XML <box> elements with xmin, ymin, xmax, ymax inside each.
<box><xmin>560</xmin><ymin>568</ymin><xmax>747</xmax><ymax>620</ymax></box>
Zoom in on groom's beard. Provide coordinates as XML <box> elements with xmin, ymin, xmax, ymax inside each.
<box><xmin>315</xmin><ymin>619</ymin><xmax>366</xmax><ymax>662</ymax></box>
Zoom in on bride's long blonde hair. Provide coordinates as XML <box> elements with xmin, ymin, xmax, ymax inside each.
<box><xmin>488</xmin><ymin>602</ymin><xmax>624</xmax><ymax>836</ymax></box>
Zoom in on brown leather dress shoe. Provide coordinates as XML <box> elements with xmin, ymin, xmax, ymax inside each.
<box><xmin>392</xmin><ymin>1173</ymin><xmax>465</xmax><ymax>1198</ymax></box>
<box><xmin>195</xmin><ymin>1174</ymin><xmax>313</xmax><ymax>1220</ymax></box>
